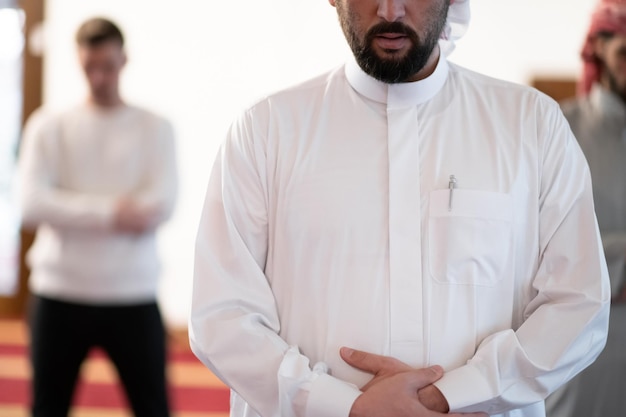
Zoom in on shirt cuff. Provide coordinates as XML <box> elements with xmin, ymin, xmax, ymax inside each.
<box><xmin>305</xmin><ymin>373</ymin><xmax>362</xmax><ymax>417</ymax></box>
<box><xmin>433</xmin><ymin>364</ymin><xmax>492</xmax><ymax>412</ymax></box>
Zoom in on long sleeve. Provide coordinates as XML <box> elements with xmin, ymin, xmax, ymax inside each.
<box><xmin>134</xmin><ymin>118</ymin><xmax>179</xmax><ymax>224</ymax></box>
<box><xmin>18</xmin><ymin>109</ymin><xmax>117</xmax><ymax>231</ymax></box>
<box><xmin>189</xmin><ymin>108</ymin><xmax>361</xmax><ymax>417</ymax></box>
<box><xmin>434</xmin><ymin>101</ymin><xmax>611</xmax><ymax>414</ymax></box>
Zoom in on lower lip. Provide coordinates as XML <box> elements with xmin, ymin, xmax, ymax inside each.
<box><xmin>374</xmin><ymin>36</ymin><xmax>409</xmax><ymax>50</ymax></box>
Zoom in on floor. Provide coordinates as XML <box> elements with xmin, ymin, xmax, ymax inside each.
<box><xmin>0</xmin><ymin>318</ymin><xmax>230</xmax><ymax>417</ymax></box>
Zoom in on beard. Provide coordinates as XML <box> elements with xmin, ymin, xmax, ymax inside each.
<box><xmin>605</xmin><ymin>67</ymin><xmax>626</xmax><ymax>104</ymax></box>
<box><xmin>337</xmin><ymin>2</ymin><xmax>448</xmax><ymax>83</ymax></box>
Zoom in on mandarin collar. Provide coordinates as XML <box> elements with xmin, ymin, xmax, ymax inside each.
<box><xmin>590</xmin><ymin>83</ymin><xmax>626</xmax><ymax>121</ymax></box>
<box><xmin>345</xmin><ymin>51</ymin><xmax>449</xmax><ymax>109</ymax></box>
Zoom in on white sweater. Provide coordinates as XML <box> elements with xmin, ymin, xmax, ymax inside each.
<box><xmin>19</xmin><ymin>103</ymin><xmax>178</xmax><ymax>304</ymax></box>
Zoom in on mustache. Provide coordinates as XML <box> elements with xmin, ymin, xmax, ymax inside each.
<box><xmin>366</xmin><ymin>21</ymin><xmax>418</xmax><ymax>39</ymax></box>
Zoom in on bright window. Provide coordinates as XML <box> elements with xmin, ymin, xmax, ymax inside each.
<box><xmin>0</xmin><ymin>3</ymin><xmax>24</xmax><ymax>295</ymax></box>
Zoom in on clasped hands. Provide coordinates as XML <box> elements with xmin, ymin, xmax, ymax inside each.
<box><xmin>340</xmin><ymin>347</ymin><xmax>488</xmax><ymax>417</ymax></box>
<box><xmin>114</xmin><ymin>198</ymin><xmax>161</xmax><ymax>234</ymax></box>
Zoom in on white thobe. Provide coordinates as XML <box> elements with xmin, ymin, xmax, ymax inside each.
<box><xmin>190</xmin><ymin>55</ymin><xmax>610</xmax><ymax>417</ymax></box>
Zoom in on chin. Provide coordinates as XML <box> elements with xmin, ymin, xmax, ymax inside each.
<box><xmin>376</xmin><ymin>49</ymin><xmax>408</xmax><ymax>60</ymax></box>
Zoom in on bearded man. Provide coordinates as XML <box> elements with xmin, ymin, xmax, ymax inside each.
<box><xmin>190</xmin><ymin>2</ymin><xmax>610</xmax><ymax>417</ymax></box>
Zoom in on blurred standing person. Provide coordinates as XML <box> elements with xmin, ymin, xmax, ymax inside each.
<box><xmin>546</xmin><ymin>0</ymin><xmax>626</xmax><ymax>416</ymax></box>
<box><xmin>189</xmin><ymin>1</ymin><xmax>610</xmax><ymax>417</ymax></box>
<box><xmin>18</xmin><ymin>17</ymin><xmax>177</xmax><ymax>417</ymax></box>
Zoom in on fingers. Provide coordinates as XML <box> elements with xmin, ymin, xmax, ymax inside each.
<box><xmin>447</xmin><ymin>412</ymin><xmax>489</xmax><ymax>417</ymax></box>
<box><xmin>340</xmin><ymin>347</ymin><xmax>411</xmax><ymax>374</ymax></box>
<box><xmin>405</xmin><ymin>366</ymin><xmax>444</xmax><ymax>391</ymax></box>
<box><xmin>340</xmin><ymin>347</ymin><xmax>380</xmax><ymax>373</ymax></box>
<box><xmin>340</xmin><ymin>346</ymin><xmax>443</xmax><ymax>382</ymax></box>
<box><xmin>417</xmin><ymin>382</ymin><xmax>448</xmax><ymax>412</ymax></box>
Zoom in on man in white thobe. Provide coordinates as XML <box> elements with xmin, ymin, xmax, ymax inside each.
<box><xmin>190</xmin><ymin>1</ymin><xmax>611</xmax><ymax>417</ymax></box>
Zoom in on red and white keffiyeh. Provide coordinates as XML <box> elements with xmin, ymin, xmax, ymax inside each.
<box><xmin>580</xmin><ymin>0</ymin><xmax>626</xmax><ymax>95</ymax></box>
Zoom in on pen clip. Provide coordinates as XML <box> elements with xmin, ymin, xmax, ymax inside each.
<box><xmin>448</xmin><ymin>174</ymin><xmax>457</xmax><ymax>211</ymax></box>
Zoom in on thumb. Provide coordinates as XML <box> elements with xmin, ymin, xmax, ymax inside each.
<box><xmin>406</xmin><ymin>365</ymin><xmax>445</xmax><ymax>390</ymax></box>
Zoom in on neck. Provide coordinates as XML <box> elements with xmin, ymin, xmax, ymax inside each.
<box><xmin>89</xmin><ymin>95</ymin><xmax>124</xmax><ymax>108</ymax></box>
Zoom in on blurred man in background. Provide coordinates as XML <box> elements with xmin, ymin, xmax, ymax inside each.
<box><xmin>18</xmin><ymin>17</ymin><xmax>177</xmax><ymax>417</ymax></box>
<box><xmin>546</xmin><ymin>0</ymin><xmax>626</xmax><ymax>416</ymax></box>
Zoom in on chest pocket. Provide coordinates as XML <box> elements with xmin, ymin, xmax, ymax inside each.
<box><xmin>428</xmin><ymin>189</ymin><xmax>514</xmax><ymax>286</ymax></box>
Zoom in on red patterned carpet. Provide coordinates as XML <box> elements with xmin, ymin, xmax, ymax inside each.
<box><xmin>0</xmin><ymin>319</ymin><xmax>230</xmax><ymax>417</ymax></box>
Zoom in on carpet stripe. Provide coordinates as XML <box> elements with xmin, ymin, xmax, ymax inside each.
<box><xmin>0</xmin><ymin>321</ymin><xmax>27</xmax><ymax>345</ymax></box>
<box><xmin>0</xmin><ymin>319</ymin><xmax>231</xmax><ymax>414</ymax></box>
<box><xmin>0</xmin><ymin>355</ymin><xmax>226</xmax><ymax>388</ymax></box>
<box><xmin>0</xmin><ymin>344</ymin><xmax>204</xmax><ymax>363</ymax></box>
<box><xmin>0</xmin><ymin>345</ymin><xmax>24</xmax><ymax>355</ymax></box>
<box><xmin>0</xmin><ymin>404</ymin><xmax>230</xmax><ymax>417</ymax></box>
<box><xmin>0</xmin><ymin>378</ymin><xmax>230</xmax><ymax>412</ymax></box>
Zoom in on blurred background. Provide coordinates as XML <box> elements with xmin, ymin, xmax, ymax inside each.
<box><xmin>0</xmin><ymin>0</ymin><xmax>597</xmax><ymax>327</ymax></box>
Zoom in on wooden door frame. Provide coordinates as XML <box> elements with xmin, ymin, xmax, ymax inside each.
<box><xmin>0</xmin><ymin>0</ymin><xmax>44</xmax><ymax>317</ymax></box>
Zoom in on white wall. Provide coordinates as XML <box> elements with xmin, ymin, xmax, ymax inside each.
<box><xmin>41</xmin><ymin>0</ymin><xmax>597</xmax><ymax>326</ymax></box>
<box><xmin>451</xmin><ymin>0</ymin><xmax>596</xmax><ymax>82</ymax></box>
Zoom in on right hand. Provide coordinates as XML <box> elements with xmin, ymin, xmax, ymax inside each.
<box><xmin>113</xmin><ymin>198</ymin><xmax>160</xmax><ymax>234</ymax></box>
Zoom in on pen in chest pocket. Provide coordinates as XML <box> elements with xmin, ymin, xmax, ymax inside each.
<box><xmin>448</xmin><ymin>174</ymin><xmax>457</xmax><ymax>211</ymax></box>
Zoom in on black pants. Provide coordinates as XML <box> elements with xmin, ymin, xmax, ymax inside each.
<box><xmin>29</xmin><ymin>295</ymin><xmax>171</xmax><ymax>417</ymax></box>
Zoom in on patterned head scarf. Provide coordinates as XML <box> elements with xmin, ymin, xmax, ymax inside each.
<box><xmin>580</xmin><ymin>0</ymin><xmax>626</xmax><ymax>95</ymax></box>
<box><xmin>440</xmin><ymin>0</ymin><xmax>471</xmax><ymax>56</ymax></box>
